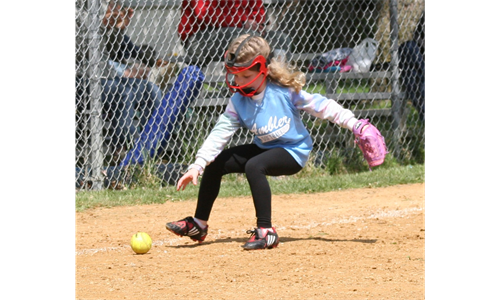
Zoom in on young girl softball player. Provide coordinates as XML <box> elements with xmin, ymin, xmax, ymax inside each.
<box><xmin>166</xmin><ymin>34</ymin><xmax>372</xmax><ymax>250</ymax></box>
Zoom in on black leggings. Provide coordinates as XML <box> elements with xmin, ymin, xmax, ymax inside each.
<box><xmin>194</xmin><ymin>144</ymin><xmax>303</xmax><ymax>228</ymax></box>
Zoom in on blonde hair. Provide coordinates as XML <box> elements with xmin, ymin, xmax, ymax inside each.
<box><xmin>226</xmin><ymin>34</ymin><xmax>305</xmax><ymax>93</ymax></box>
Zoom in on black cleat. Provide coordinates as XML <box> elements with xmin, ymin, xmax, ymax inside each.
<box><xmin>166</xmin><ymin>216</ymin><xmax>208</xmax><ymax>243</ymax></box>
<box><xmin>242</xmin><ymin>227</ymin><xmax>279</xmax><ymax>250</ymax></box>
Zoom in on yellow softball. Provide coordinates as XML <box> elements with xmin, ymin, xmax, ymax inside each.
<box><xmin>130</xmin><ymin>232</ymin><xmax>152</xmax><ymax>254</ymax></box>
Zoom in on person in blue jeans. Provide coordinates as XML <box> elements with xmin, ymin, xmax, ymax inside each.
<box><xmin>100</xmin><ymin>77</ymin><xmax>162</xmax><ymax>153</ymax></box>
<box><xmin>103</xmin><ymin>2</ymin><xmax>169</xmax><ymax>158</ymax></box>
<box><xmin>76</xmin><ymin>0</ymin><xmax>165</xmax><ymax>160</ymax></box>
<box><xmin>76</xmin><ymin>75</ymin><xmax>161</xmax><ymax>157</ymax></box>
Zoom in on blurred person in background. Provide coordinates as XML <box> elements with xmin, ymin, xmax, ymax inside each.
<box><xmin>178</xmin><ymin>0</ymin><xmax>266</xmax><ymax>47</ymax></box>
<box><xmin>177</xmin><ymin>0</ymin><xmax>291</xmax><ymax>68</ymax></box>
<box><xmin>105</xmin><ymin>1</ymin><xmax>170</xmax><ymax>78</ymax></box>
<box><xmin>398</xmin><ymin>11</ymin><xmax>424</xmax><ymax>122</ymax></box>
<box><xmin>76</xmin><ymin>0</ymin><xmax>165</xmax><ymax>162</ymax></box>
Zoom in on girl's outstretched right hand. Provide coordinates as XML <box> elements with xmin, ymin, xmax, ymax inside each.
<box><xmin>176</xmin><ymin>168</ymin><xmax>200</xmax><ymax>191</ymax></box>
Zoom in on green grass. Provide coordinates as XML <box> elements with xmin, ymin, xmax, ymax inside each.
<box><xmin>76</xmin><ymin>164</ymin><xmax>424</xmax><ymax>212</ymax></box>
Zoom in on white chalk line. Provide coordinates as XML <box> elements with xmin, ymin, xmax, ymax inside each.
<box><xmin>76</xmin><ymin>207</ymin><xmax>423</xmax><ymax>256</ymax></box>
<box><xmin>76</xmin><ymin>237</ymin><xmax>185</xmax><ymax>256</ymax></box>
<box><xmin>283</xmin><ymin>207</ymin><xmax>423</xmax><ymax>231</ymax></box>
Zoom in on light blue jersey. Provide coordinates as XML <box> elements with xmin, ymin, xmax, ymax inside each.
<box><xmin>231</xmin><ymin>82</ymin><xmax>313</xmax><ymax>166</ymax></box>
<box><xmin>193</xmin><ymin>81</ymin><xmax>358</xmax><ymax>169</ymax></box>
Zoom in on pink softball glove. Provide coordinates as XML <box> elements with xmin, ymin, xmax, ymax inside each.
<box><xmin>353</xmin><ymin>119</ymin><xmax>388</xmax><ymax>170</ymax></box>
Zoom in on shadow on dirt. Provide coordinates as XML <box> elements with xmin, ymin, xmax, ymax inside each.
<box><xmin>165</xmin><ymin>236</ymin><xmax>377</xmax><ymax>248</ymax></box>
<box><xmin>279</xmin><ymin>237</ymin><xmax>377</xmax><ymax>244</ymax></box>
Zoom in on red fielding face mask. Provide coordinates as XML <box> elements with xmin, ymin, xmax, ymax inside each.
<box><xmin>223</xmin><ymin>36</ymin><xmax>269</xmax><ymax>97</ymax></box>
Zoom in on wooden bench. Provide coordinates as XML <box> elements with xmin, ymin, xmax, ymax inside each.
<box><xmin>192</xmin><ymin>71</ymin><xmax>393</xmax><ymax>116</ymax></box>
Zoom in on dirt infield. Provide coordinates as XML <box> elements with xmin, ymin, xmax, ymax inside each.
<box><xmin>76</xmin><ymin>183</ymin><xmax>424</xmax><ymax>299</ymax></box>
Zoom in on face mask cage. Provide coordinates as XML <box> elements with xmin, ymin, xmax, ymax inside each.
<box><xmin>223</xmin><ymin>35</ymin><xmax>269</xmax><ymax>97</ymax></box>
<box><xmin>224</xmin><ymin>54</ymin><xmax>268</xmax><ymax>97</ymax></box>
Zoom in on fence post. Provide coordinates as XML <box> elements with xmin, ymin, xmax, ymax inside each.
<box><xmin>389</xmin><ymin>0</ymin><xmax>406</xmax><ymax>160</ymax></box>
<box><xmin>87</xmin><ymin>0</ymin><xmax>104</xmax><ymax>190</ymax></box>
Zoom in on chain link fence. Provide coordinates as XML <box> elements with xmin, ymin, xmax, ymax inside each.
<box><xmin>75</xmin><ymin>0</ymin><xmax>425</xmax><ymax>190</ymax></box>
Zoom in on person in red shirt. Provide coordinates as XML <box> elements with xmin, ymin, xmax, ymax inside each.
<box><xmin>178</xmin><ymin>0</ymin><xmax>266</xmax><ymax>45</ymax></box>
